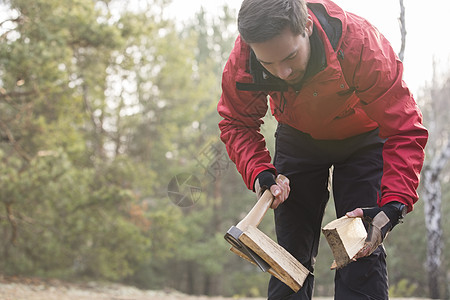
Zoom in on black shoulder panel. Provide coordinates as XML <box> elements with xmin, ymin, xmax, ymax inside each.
<box><xmin>307</xmin><ymin>3</ymin><xmax>342</xmax><ymax>51</ymax></box>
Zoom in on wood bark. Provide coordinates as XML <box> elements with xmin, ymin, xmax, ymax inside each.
<box><xmin>420</xmin><ymin>56</ymin><xmax>450</xmax><ymax>298</ymax></box>
<box><xmin>422</xmin><ymin>136</ymin><xmax>450</xmax><ymax>299</ymax></box>
<box><xmin>322</xmin><ymin>216</ymin><xmax>366</xmax><ymax>269</ymax></box>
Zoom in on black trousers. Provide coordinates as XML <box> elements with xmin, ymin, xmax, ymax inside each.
<box><xmin>268</xmin><ymin>124</ymin><xmax>389</xmax><ymax>300</ymax></box>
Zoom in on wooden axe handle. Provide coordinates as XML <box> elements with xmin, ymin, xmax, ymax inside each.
<box><xmin>236</xmin><ymin>189</ymin><xmax>273</xmax><ymax>231</ymax></box>
<box><xmin>236</xmin><ymin>174</ymin><xmax>287</xmax><ymax>231</ymax></box>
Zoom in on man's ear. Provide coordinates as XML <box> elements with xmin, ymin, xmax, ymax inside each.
<box><xmin>305</xmin><ymin>14</ymin><xmax>313</xmax><ymax>37</ymax></box>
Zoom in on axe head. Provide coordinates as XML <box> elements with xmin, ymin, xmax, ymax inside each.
<box><xmin>224</xmin><ymin>225</ymin><xmax>271</xmax><ymax>272</ymax></box>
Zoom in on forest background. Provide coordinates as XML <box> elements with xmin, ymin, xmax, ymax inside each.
<box><xmin>0</xmin><ymin>0</ymin><xmax>449</xmax><ymax>299</ymax></box>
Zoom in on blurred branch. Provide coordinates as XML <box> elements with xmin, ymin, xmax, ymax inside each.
<box><xmin>398</xmin><ymin>0</ymin><xmax>406</xmax><ymax>61</ymax></box>
<box><xmin>4</xmin><ymin>202</ymin><xmax>18</xmax><ymax>246</ymax></box>
<box><xmin>0</xmin><ymin>89</ymin><xmax>39</xmax><ymax>102</ymax></box>
<box><xmin>0</xmin><ymin>119</ymin><xmax>32</xmax><ymax>162</ymax></box>
<box><xmin>0</xmin><ymin>16</ymin><xmax>26</xmax><ymax>41</ymax></box>
<box><xmin>0</xmin><ymin>16</ymin><xmax>26</xmax><ymax>28</ymax></box>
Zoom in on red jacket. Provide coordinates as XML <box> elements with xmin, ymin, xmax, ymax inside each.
<box><xmin>218</xmin><ymin>0</ymin><xmax>428</xmax><ymax>211</ymax></box>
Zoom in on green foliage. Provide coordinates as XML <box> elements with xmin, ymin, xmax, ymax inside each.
<box><xmin>226</xmin><ymin>270</ymin><xmax>270</xmax><ymax>298</ymax></box>
<box><xmin>389</xmin><ymin>279</ymin><xmax>419</xmax><ymax>297</ymax></box>
<box><xmin>0</xmin><ymin>150</ymin><xmax>152</xmax><ymax>280</ymax></box>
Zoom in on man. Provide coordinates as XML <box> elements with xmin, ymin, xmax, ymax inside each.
<box><xmin>218</xmin><ymin>0</ymin><xmax>428</xmax><ymax>299</ymax></box>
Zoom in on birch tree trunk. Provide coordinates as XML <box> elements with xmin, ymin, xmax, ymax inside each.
<box><xmin>421</xmin><ymin>138</ymin><xmax>450</xmax><ymax>299</ymax></box>
<box><xmin>419</xmin><ymin>56</ymin><xmax>450</xmax><ymax>298</ymax></box>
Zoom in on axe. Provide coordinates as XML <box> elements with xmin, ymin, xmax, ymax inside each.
<box><xmin>224</xmin><ymin>178</ymin><xmax>310</xmax><ymax>292</ymax></box>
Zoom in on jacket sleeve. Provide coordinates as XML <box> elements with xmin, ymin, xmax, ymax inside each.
<box><xmin>217</xmin><ymin>37</ymin><xmax>276</xmax><ymax>190</ymax></box>
<box><xmin>351</xmin><ymin>20</ymin><xmax>428</xmax><ymax>212</ymax></box>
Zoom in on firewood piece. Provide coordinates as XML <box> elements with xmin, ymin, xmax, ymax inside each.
<box><xmin>322</xmin><ymin>216</ymin><xmax>367</xmax><ymax>269</ymax></box>
<box><xmin>238</xmin><ymin>225</ymin><xmax>310</xmax><ymax>292</ymax></box>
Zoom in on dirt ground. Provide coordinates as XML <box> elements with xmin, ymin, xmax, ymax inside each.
<box><xmin>0</xmin><ymin>276</ymin><xmax>269</xmax><ymax>300</ymax></box>
<box><xmin>0</xmin><ymin>276</ymin><xmax>433</xmax><ymax>300</ymax></box>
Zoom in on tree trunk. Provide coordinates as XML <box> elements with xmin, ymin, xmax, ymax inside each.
<box><xmin>421</xmin><ymin>138</ymin><xmax>450</xmax><ymax>299</ymax></box>
<box><xmin>422</xmin><ymin>168</ymin><xmax>443</xmax><ymax>299</ymax></box>
<box><xmin>203</xmin><ymin>274</ymin><xmax>211</xmax><ymax>296</ymax></box>
<box><xmin>187</xmin><ymin>261</ymin><xmax>196</xmax><ymax>295</ymax></box>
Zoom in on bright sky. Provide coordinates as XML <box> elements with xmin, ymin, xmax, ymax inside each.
<box><xmin>166</xmin><ymin>0</ymin><xmax>450</xmax><ymax>97</ymax></box>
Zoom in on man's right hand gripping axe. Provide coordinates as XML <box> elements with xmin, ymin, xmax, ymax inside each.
<box><xmin>254</xmin><ymin>171</ymin><xmax>290</xmax><ymax>209</ymax></box>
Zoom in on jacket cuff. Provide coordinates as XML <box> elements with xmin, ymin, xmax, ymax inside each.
<box><xmin>250</xmin><ymin>165</ymin><xmax>277</xmax><ymax>191</ymax></box>
<box><xmin>379</xmin><ymin>195</ymin><xmax>412</xmax><ymax>213</ymax></box>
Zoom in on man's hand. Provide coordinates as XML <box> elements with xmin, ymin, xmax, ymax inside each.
<box><xmin>254</xmin><ymin>171</ymin><xmax>290</xmax><ymax>209</ymax></box>
<box><xmin>346</xmin><ymin>202</ymin><xmax>406</xmax><ymax>259</ymax></box>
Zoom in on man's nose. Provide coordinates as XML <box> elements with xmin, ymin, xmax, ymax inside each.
<box><xmin>275</xmin><ymin>64</ymin><xmax>292</xmax><ymax>80</ymax></box>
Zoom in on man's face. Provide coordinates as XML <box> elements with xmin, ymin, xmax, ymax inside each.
<box><xmin>249</xmin><ymin>16</ymin><xmax>313</xmax><ymax>86</ymax></box>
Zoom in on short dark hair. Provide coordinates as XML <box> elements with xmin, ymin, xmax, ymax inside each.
<box><xmin>238</xmin><ymin>0</ymin><xmax>308</xmax><ymax>43</ymax></box>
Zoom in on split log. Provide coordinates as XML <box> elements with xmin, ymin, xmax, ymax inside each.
<box><xmin>322</xmin><ymin>216</ymin><xmax>367</xmax><ymax>269</ymax></box>
<box><xmin>238</xmin><ymin>225</ymin><xmax>310</xmax><ymax>292</ymax></box>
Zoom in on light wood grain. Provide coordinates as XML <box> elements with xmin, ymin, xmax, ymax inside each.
<box><xmin>322</xmin><ymin>216</ymin><xmax>367</xmax><ymax>269</ymax></box>
<box><xmin>236</xmin><ymin>189</ymin><xmax>273</xmax><ymax>231</ymax></box>
<box><xmin>239</xmin><ymin>225</ymin><xmax>310</xmax><ymax>292</ymax></box>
